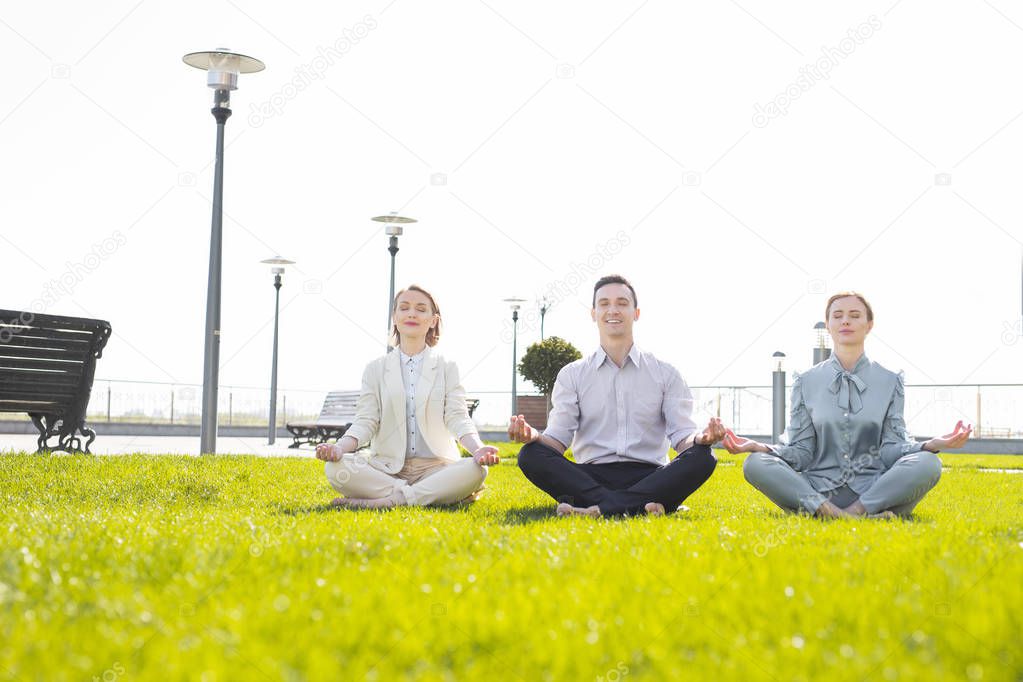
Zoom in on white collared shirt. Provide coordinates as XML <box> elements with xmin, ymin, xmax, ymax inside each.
<box><xmin>400</xmin><ymin>348</ymin><xmax>434</xmax><ymax>459</ymax></box>
<box><xmin>543</xmin><ymin>344</ymin><xmax>698</xmax><ymax>465</ymax></box>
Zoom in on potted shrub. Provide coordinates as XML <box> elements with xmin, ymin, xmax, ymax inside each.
<box><xmin>517</xmin><ymin>336</ymin><xmax>582</xmax><ymax>426</ymax></box>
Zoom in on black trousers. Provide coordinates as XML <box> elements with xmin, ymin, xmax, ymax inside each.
<box><xmin>517</xmin><ymin>441</ymin><xmax>717</xmax><ymax>516</ymax></box>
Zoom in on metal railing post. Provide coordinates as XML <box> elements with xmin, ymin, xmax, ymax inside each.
<box><xmin>976</xmin><ymin>386</ymin><xmax>982</xmax><ymax>437</ymax></box>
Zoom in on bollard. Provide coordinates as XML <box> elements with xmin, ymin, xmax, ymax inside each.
<box><xmin>812</xmin><ymin>321</ymin><xmax>831</xmax><ymax>365</ymax></box>
<box><xmin>772</xmin><ymin>352</ymin><xmax>786</xmax><ymax>442</ymax></box>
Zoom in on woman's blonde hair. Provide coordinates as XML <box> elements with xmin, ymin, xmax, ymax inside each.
<box><xmin>391</xmin><ymin>284</ymin><xmax>442</xmax><ymax>347</ymax></box>
<box><xmin>825</xmin><ymin>291</ymin><xmax>874</xmax><ymax>322</ymax></box>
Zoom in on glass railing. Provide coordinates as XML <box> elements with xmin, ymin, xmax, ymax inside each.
<box><xmin>1</xmin><ymin>379</ymin><xmax>1019</xmax><ymax>439</ymax></box>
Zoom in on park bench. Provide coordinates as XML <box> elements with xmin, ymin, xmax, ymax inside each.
<box><xmin>0</xmin><ymin>309</ymin><xmax>112</xmax><ymax>454</ymax></box>
<box><xmin>286</xmin><ymin>390</ymin><xmax>360</xmax><ymax>448</ymax></box>
<box><xmin>286</xmin><ymin>390</ymin><xmax>480</xmax><ymax>449</ymax></box>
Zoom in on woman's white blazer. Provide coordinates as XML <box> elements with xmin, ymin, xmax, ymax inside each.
<box><xmin>344</xmin><ymin>346</ymin><xmax>477</xmax><ymax>474</ymax></box>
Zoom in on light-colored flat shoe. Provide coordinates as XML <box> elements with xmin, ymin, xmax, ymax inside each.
<box><xmin>330</xmin><ymin>496</ymin><xmax>398</xmax><ymax>510</ymax></box>
<box><xmin>457</xmin><ymin>485</ymin><xmax>487</xmax><ymax>505</ymax></box>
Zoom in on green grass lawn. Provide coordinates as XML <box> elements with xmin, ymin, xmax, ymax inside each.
<box><xmin>1</xmin><ymin>446</ymin><xmax>1020</xmax><ymax>681</ymax></box>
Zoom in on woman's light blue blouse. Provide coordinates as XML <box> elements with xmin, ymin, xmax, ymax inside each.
<box><xmin>770</xmin><ymin>353</ymin><xmax>924</xmax><ymax>494</ymax></box>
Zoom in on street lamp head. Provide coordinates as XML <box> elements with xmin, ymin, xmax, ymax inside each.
<box><xmin>372</xmin><ymin>213</ymin><xmax>417</xmax><ymax>237</ymax></box>
<box><xmin>261</xmin><ymin>256</ymin><xmax>295</xmax><ymax>267</ymax></box>
<box><xmin>371</xmin><ymin>212</ymin><xmax>418</xmax><ymax>224</ymax></box>
<box><xmin>261</xmin><ymin>256</ymin><xmax>295</xmax><ymax>280</ymax></box>
<box><xmin>772</xmin><ymin>350</ymin><xmax>786</xmax><ymax>372</ymax></box>
<box><xmin>503</xmin><ymin>297</ymin><xmax>527</xmax><ymax>311</ymax></box>
<box><xmin>183</xmin><ymin>49</ymin><xmax>265</xmax><ymax>91</ymax></box>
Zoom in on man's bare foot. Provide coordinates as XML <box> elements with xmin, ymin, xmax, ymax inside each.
<box><xmin>815</xmin><ymin>500</ymin><xmax>853</xmax><ymax>519</ymax></box>
<box><xmin>842</xmin><ymin>499</ymin><xmax>869</xmax><ymax>517</ymax></box>
<box><xmin>330</xmin><ymin>496</ymin><xmax>399</xmax><ymax>510</ymax></box>
<box><xmin>644</xmin><ymin>502</ymin><xmax>665</xmax><ymax>516</ymax></box>
<box><xmin>556</xmin><ymin>502</ymin><xmax>601</xmax><ymax>518</ymax></box>
<box><xmin>868</xmin><ymin>510</ymin><xmax>897</xmax><ymax>520</ymax></box>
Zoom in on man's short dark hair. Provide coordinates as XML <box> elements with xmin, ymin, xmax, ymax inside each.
<box><xmin>592</xmin><ymin>274</ymin><xmax>637</xmax><ymax>308</ymax></box>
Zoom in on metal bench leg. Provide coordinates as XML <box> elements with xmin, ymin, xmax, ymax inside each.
<box><xmin>29</xmin><ymin>413</ymin><xmax>57</xmax><ymax>453</ymax></box>
<box><xmin>79</xmin><ymin>426</ymin><xmax>97</xmax><ymax>454</ymax></box>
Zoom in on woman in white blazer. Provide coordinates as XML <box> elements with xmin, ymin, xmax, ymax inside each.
<box><xmin>315</xmin><ymin>285</ymin><xmax>500</xmax><ymax>509</ymax></box>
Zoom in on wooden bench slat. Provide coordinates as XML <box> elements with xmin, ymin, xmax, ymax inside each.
<box><xmin>0</xmin><ymin>384</ymin><xmax>76</xmax><ymax>400</ymax></box>
<box><xmin>0</xmin><ymin>370</ymin><xmax>82</xmax><ymax>386</ymax></box>
<box><xmin>0</xmin><ymin>400</ymin><xmax>67</xmax><ymax>412</ymax></box>
<box><xmin>0</xmin><ymin>347</ymin><xmax>90</xmax><ymax>361</ymax></box>
<box><xmin>0</xmin><ymin>382</ymin><xmax>77</xmax><ymax>396</ymax></box>
<box><xmin>319</xmin><ymin>411</ymin><xmax>356</xmax><ymax>420</ymax></box>
<box><xmin>0</xmin><ymin>327</ymin><xmax>97</xmax><ymax>344</ymax></box>
<box><xmin>0</xmin><ymin>358</ymin><xmax>85</xmax><ymax>374</ymax></box>
<box><xmin>0</xmin><ymin>335</ymin><xmax>92</xmax><ymax>350</ymax></box>
<box><xmin>0</xmin><ymin>309</ymin><xmax>109</xmax><ymax>331</ymax></box>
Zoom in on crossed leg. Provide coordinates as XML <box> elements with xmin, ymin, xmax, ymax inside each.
<box><xmin>518</xmin><ymin>441</ymin><xmax>717</xmax><ymax>517</ymax></box>
<box><xmin>325</xmin><ymin>455</ymin><xmax>487</xmax><ymax>509</ymax></box>
<box><xmin>743</xmin><ymin>450</ymin><xmax>943</xmax><ymax>518</ymax></box>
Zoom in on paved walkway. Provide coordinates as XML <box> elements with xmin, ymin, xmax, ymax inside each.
<box><xmin>2</xmin><ymin>434</ymin><xmax>1021</xmax><ymax>473</ymax></box>
<box><xmin>0</xmin><ymin>434</ymin><xmax>311</xmax><ymax>457</ymax></box>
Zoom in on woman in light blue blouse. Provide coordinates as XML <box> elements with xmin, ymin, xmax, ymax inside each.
<box><xmin>723</xmin><ymin>292</ymin><xmax>972</xmax><ymax>519</ymax></box>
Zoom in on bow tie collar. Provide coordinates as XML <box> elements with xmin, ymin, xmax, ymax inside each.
<box><xmin>829</xmin><ymin>367</ymin><xmax>867</xmax><ymax>413</ymax></box>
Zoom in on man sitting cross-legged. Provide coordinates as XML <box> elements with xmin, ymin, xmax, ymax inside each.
<box><xmin>509</xmin><ymin>274</ymin><xmax>724</xmax><ymax>517</ymax></box>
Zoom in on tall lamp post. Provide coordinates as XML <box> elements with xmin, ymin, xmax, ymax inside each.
<box><xmin>372</xmin><ymin>212</ymin><xmax>417</xmax><ymax>350</ymax></box>
<box><xmin>261</xmin><ymin>256</ymin><xmax>295</xmax><ymax>444</ymax></box>
<box><xmin>183</xmin><ymin>48</ymin><xmax>265</xmax><ymax>455</ymax></box>
<box><xmin>771</xmin><ymin>351</ymin><xmax>786</xmax><ymax>442</ymax></box>
<box><xmin>503</xmin><ymin>298</ymin><xmax>527</xmax><ymax>415</ymax></box>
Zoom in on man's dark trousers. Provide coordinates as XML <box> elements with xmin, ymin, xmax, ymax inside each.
<box><xmin>517</xmin><ymin>441</ymin><xmax>717</xmax><ymax>516</ymax></box>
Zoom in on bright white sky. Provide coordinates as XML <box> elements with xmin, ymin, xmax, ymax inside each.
<box><xmin>2</xmin><ymin>1</ymin><xmax>1021</xmax><ymax>426</ymax></box>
